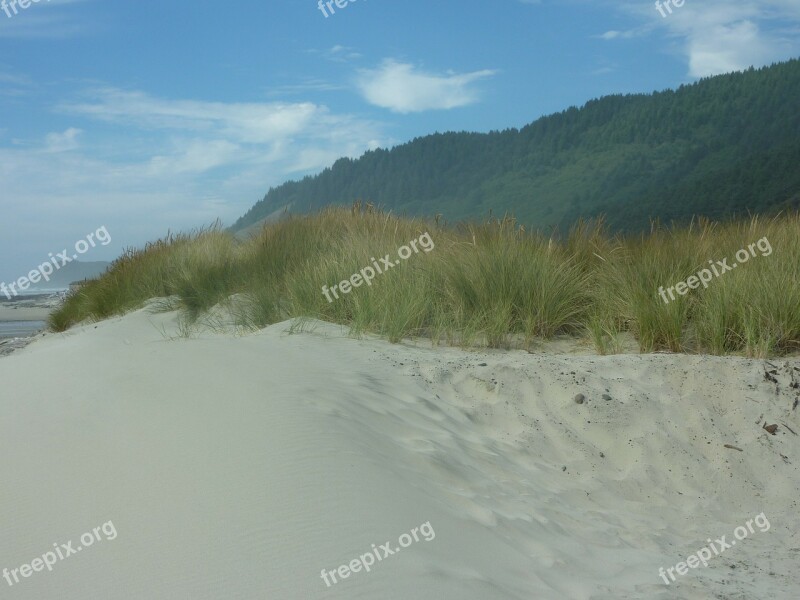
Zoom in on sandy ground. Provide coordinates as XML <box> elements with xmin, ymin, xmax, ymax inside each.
<box><xmin>1</xmin><ymin>307</ymin><xmax>798</xmax><ymax>599</ymax></box>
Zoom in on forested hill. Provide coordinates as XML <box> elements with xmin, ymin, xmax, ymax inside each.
<box><xmin>232</xmin><ymin>59</ymin><xmax>800</xmax><ymax>234</ymax></box>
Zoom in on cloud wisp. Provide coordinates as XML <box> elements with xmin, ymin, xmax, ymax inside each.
<box><xmin>600</xmin><ymin>0</ymin><xmax>800</xmax><ymax>78</ymax></box>
<box><xmin>356</xmin><ymin>60</ymin><xmax>495</xmax><ymax>113</ymax></box>
<box><xmin>0</xmin><ymin>87</ymin><xmax>385</xmax><ymax>253</ymax></box>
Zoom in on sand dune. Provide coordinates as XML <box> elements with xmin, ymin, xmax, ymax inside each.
<box><xmin>1</xmin><ymin>308</ymin><xmax>798</xmax><ymax>599</ymax></box>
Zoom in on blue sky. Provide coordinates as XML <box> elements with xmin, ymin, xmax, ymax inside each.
<box><xmin>1</xmin><ymin>0</ymin><xmax>799</xmax><ymax>281</ymax></box>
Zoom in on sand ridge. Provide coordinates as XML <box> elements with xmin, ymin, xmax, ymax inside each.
<box><xmin>0</xmin><ymin>309</ymin><xmax>798</xmax><ymax>599</ymax></box>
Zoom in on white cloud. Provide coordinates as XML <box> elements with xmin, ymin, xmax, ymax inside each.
<box><xmin>57</xmin><ymin>89</ymin><xmax>385</xmax><ymax>170</ymax></box>
<box><xmin>0</xmin><ymin>0</ymin><xmax>95</xmax><ymax>39</ymax></box>
<box><xmin>0</xmin><ymin>87</ymin><xmax>387</xmax><ymax>277</ymax></box>
<box><xmin>263</xmin><ymin>79</ymin><xmax>344</xmax><ymax>97</ymax></box>
<box><xmin>61</xmin><ymin>90</ymin><xmax>326</xmax><ymax>143</ymax></box>
<box><xmin>606</xmin><ymin>0</ymin><xmax>800</xmax><ymax>78</ymax></box>
<box><xmin>597</xmin><ymin>25</ymin><xmax>651</xmax><ymax>41</ymax></box>
<box><xmin>321</xmin><ymin>45</ymin><xmax>362</xmax><ymax>63</ymax></box>
<box><xmin>144</xmin><ymin>138</ymin><xmax>241</xmax><ymax>176</ymax></box>
<box><xmin>44</xmin><ymin>127</ymin><xmax>82</xmax><ymax>152</ymax></box>
<box><xmin>356</xmin><ymin>60</ymin><xmax>496</xmax><ymax>113</ymax></box>
<box><xmin>687</xmin><ymin>21</ymin><xmax>776</xmax><ymax>77</ymax></box>
<box><xmin>0</xmin><ymin>71</ymin><xmax>32</xmax><ymax>85</ymax></box>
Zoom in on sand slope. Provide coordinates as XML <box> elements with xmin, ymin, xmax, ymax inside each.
<box><xmin>1</xmin><ymin>308</ymin><xmax>798</xmax><ymax>599</ymax></box>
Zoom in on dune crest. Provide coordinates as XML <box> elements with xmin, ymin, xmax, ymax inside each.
<box><xmin>1</xmin><ymin>310</ymin><xmax>798</xmax><ymax>599</ymax></box>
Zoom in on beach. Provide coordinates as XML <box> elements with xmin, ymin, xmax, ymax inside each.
<box><xmin>0</xmin><ymin>294</ymin><xmax>58</xmax><ymax>332</ymax></box>
<box><xmin>0</xmin><ymin>294</ymin><xmax>60</xmax><ymax>356</ymax></box>
<box><xmin>3</xmin><ymin>0</ymin><xmax>800</xmax><ymax>598</ymax></box>
<box><xmin>1</xmin><ymin>307</ymin><xmax>798</xmax><ymax>599</ymax></box>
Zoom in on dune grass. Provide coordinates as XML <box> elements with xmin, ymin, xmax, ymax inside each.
<box><xmin>49</xmin><ymin>205</ymin><xmax>800</xmax><ymax>357</ymax></box>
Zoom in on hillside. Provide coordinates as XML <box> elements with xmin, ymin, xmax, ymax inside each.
<box><xmin>232</xmin><ymin>58</ymin><xmax>800</xmax><ymax>234</ymax></box>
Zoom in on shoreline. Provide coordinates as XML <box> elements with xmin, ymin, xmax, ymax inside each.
<box><xmin>0</xmin><ymin>293</ymin><xmax>61</xmax><ymax>349</ymax></box>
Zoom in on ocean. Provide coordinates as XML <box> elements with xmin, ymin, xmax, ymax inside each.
<box><xmin>0</xmin><ymin>320</ymin><xmax>46</xmax><ymax>340</ymax></box>
<box><xmin>0</xmin><ymin>291</ymin><xmax>60</xmax><ymax>340</ymax></box>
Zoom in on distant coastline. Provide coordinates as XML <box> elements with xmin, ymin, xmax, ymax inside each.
<box><xmin>0</xmin><ymin>292</ymin><xmax>61</xmax><ymax>343</ymax></box>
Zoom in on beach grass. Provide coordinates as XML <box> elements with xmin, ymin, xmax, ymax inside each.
<box><xmin>49</xmin><ymin>205</ymin><xmax>800</xmax><ymax>357</ymax></box>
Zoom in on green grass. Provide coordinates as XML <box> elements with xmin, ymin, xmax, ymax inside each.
<box><xmin>49</xmin><ymin>205</ymin><xmax>800</xmax><ymax>358</ymax></box>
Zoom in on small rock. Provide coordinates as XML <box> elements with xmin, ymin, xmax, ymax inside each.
<box><xmin>599</xmin><ymin>452</ymin><xmax>605</xmax><ymax>458</ymax></box>
<box><xmin>602</xmin><ymin>394</ymin><xmax>612</xmax><ymax>401</ymax></box>
<box><xmin>573</xmin><ymin>393</ymin><xmax>585</xmax><ymax>404</ymax></box>
<box><xmin>562</xmin><ymin>466</ymin><xmax>567</xmax><ymax>472</ymax></box>
<box><xmin>478</xmin><ymin>363</ymin><xmax>487</xmax><ymax>367</ymax></box>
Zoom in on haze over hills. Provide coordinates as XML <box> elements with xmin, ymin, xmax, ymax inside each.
<box><xmin>24</xmin><ymin>260</ymin><xmax>111</xmax><ymax>292</ymax></box>
<box><xmin>232</xmin><ymin>58</ymin><xmax>800</xmax><ymax>234</ymax></box>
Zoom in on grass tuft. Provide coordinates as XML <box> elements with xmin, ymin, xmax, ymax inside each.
<box><xmin>48</xmin><ymin>206</ymin><xmax>800</xmax><ymax>356</ymax></box>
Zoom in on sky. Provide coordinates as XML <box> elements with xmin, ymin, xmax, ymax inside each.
<box><xmin>1</xmin><ymin>0</ymin><xmax>799</xmax><ymax>282</ymax></box>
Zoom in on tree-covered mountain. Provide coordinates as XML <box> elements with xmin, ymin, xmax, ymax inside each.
<box><xmin>232</xmin><ymin>59</ymin><xmax>800</xmax><ymax>234</ymax></box>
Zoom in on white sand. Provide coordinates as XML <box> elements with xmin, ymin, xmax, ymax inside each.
<box><xmin>1</xmin><ymin>308</ymin><xmax>798</xmax><ymax>599</ymax></box>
